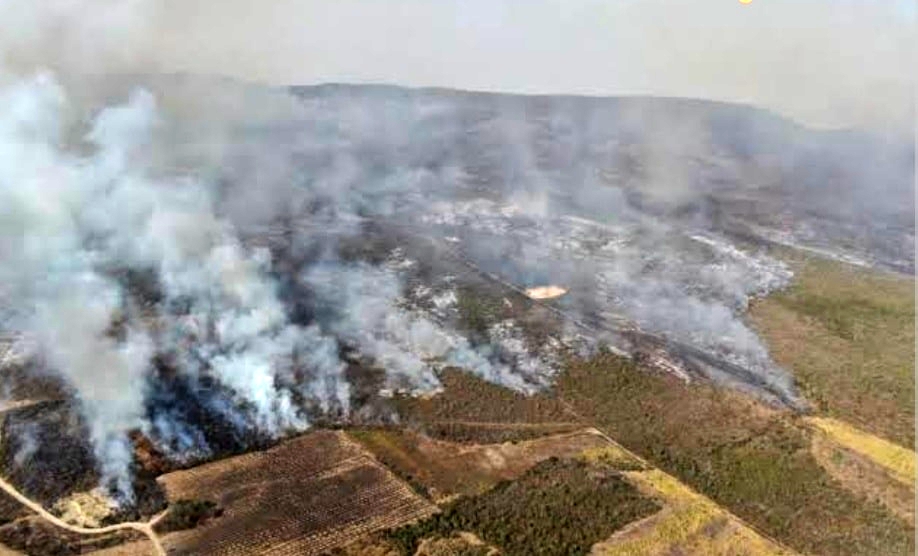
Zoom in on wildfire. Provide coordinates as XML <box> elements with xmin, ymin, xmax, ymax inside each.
<box><xmin>524</xmin><ymin>286</ymin><xmax>568</xmax><ymax>300</ymax></box>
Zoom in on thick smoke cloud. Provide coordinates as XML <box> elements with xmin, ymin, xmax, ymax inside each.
<box><xmin>0</xmin><ymin>74</ymin><xmax>557</xmax><ymax>500</ymax></box>
<box><xmin>0</xmin><ymin>0</ymin><xmax>159</xmax><ymax>78</ymax></box>
<box><xmin>0</xmin><ymin>76</ymin><xmax>336</xmax><ymax>498</ymax></box>
<box><xmin>1</xmin><ymin>0</ymin><xmax>912</xmax><ymax>505</ymax></box>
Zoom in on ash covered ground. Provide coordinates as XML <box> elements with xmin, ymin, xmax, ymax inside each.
<box><xmin>0</xmin><ymin>76</ymin><xmax>913</xmax><ymax>508</ymax></box>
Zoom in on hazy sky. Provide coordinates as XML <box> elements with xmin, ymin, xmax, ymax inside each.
<box><xmin>1</xmin><ymin>0</ymin><xmax>914</xmax><ymax>130</ymax></box>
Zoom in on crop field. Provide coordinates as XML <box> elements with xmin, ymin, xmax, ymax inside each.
<box><xmin>84</xmin><ymin>540</ymin><xmax>159</xmax><ymax>556</ymax></box>
<box><xmin>154</xmin><ymin>430</ymin><xmax>437</xmax><ymax>555</ymax></box>
<box><xmin>348</xmin><ymin>428</ymin><xmax>608</xmax><ymax>501</ymax></box>
<box><xmin>353</xmin><ymin>422</ymin><xmax>798</xmax><ymax>555</ymax></box>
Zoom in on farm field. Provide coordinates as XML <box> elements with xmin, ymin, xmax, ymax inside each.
<box><xmin>349</xmin><ymin>425</ymin><xmax>796</xmax><ymax>555</ymax></box>
<box><xmin>349</xmin><ymin>427</ymin><xmax>609</xmax><ymax>501</ymax></box>
<box><xmin>150</xmin><ymin>430</ymin><xmax>436</xmax><ymax>555</ymax></box>
<box><xmin>386</xmin><ymin>457</ymin><xmax>661</xmax><ymax>555</ymax></box>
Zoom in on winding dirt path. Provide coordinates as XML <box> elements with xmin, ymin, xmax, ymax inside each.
<box><xmin>428</xmin><ymin>420</ymin><xmax>581</xmax><ymax>429</ymax></box>
<box><xmin>0</xmin><ymin>476</ymin><xmax>167</xmax><ymax>556</ymax></box>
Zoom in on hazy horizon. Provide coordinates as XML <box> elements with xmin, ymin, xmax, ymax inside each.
<box><xmin>2</xmin><ymin>0</ymin><xmax>914</xmax><ymax>133</ymax></box>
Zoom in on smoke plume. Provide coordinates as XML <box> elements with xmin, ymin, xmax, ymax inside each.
<box><xmin>0</xmin><ymin>0</ymin><xmax>912</xmax><ymax>505</ymax></box>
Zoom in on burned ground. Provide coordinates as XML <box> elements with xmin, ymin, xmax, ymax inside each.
<box><xmin>0</xmin><ymin>401</ymin><xmax>97</xmax><ymax>510</ymax></box>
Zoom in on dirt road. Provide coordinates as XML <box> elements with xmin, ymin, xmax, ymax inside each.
<box><xmin>0</xmin><ymin>476</ymin><xmax>167</xmax><ymax>556</ymax></box>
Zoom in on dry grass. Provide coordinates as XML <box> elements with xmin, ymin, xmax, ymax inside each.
<box><xmin>579</xmin><ymin>445</ymin><xmax>646</xmax><ymax>471</ymax></box>
<box><xmin>414</xmin><ymin>532</ymin><xmax>497</xmax><ymax>556</ymax></box>
<box><xmin>806</xmin><ymin>417</ymin><xmax>915</xmax><ymax>485</ymax></box>
<box><xmin>558</xmin><ymin>352</ymin><xmax>915</xmax><ymax>555</ymax></box>
<box><xmin>809</xmin><ymin>430</ymin><xmax>915</xmax><ymax>526</ymax></box>
<box><xmin>52</xmin><ymin>490</ymin><xmax>115</xmax><ymax>529</ymax></box>
<box><xmin>84</xmin><ymin>540</ymin><xmax>158</xmax><ymax>556</ymax></box>
<box><xmin>593</xmin><ymin>469</ymin><xmax>794</xmax><ymax>556</ymax></box>
<box><xmin>748</xmin><ymin>255</ymin><xmax>915</xmax><ymax>447</ymax></box>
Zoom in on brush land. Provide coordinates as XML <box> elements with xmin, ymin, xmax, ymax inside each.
<box><xmin>370</xmin><ymin>251</ymin><xmax>915</xmax><ymax>555</ymax></box>
<box><xmin>0</xmin><ymin>250</ymin><xmax>909</xmax><ymax>556</ymax></box>
<box><xmin>0</xmin><ymin>82</ymin><xmax>913</xmax><ymax>556</ymax></box>
<box><xmin>748</xmin><ymin>252</ymin><xmax>915</xmax><ymax>448</ymax></box>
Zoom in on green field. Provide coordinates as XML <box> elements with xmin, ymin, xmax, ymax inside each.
<box><xmin>387</xmin><ymin>458</ymin><xmax>660</xmax><ymax>556</ymax></box>
<box><xmin>749</xmin><ymin>253</ymin><xmax>915</xmax><ymax>447</ymax></box>
<box><xmin>557</xmin><ymin>352</ymin><xmax>914</xmax><ymax>556</ymax></box>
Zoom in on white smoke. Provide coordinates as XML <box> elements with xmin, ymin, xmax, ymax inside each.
<box><xmin>302</xmin><ymin>262</ymin><xmax>539</xmax><ymax>395</ymax></box>
<box><xmin>1</xmin><ymin>0</ymin><xmax>907</xmax><ymax>508</ymax></box>
<box><xmin>0</xmin><ymin>75</ymin><xmax>352</xmax><ymax>500</ymax></box>
<box><xmin>0</xmin><ymin>72</ymin><xmax>552</xmax><ymax>502</ymax></box>
<box><xmin>0</xmin><ymin>74</ymin><xmax>150</xmax><ymax>499</ymax></box>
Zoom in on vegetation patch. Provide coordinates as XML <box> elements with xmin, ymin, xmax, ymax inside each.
<box><xmin>393</xmin><ymin>368</ymin><xmax>571</xmax><ymax>425</ymax></box>
<box><xmin>557</xmin><ymin>352</ymin><xmax>915</xmax><ymax>556</ymax></box>
<box><xmin>594</xmin><ymin>469</ymin><xmax>792</xmax><ymax>555</ymax></box>
<box><xmin>456</xmin><ymin>287</ymin><xmax>504</xmax><ymax>340</ymax></box>
<box><xmin>155</xmin><ymin>499</ymin><xmax>222</xmax><ymax>533</ymax></box>
<box><xmin>578</xmin><ymin>445</ymin><xmax>647</xmax><ymax>472</ymax></box>
<box><xmin>809</xmin><ymin>431</ymin><xmax>915</xmax><ymax>526</ymax></box>
<box><xmin>0</xmin><ymin>517</ymin><xmax>143</xmax><ymax>556</ymax></box>
<box><xmin>347</xmin><ymin>429</ymin><xmax>438</xmax><ymax>499</ymax></box>
<box><xmin>414</xmin><ymin>533</ymin><xmax>496</xmax><ymax>556</ymax></box>
<box><xmin>387</xmin><ymin>458</ymin><xmax>660</xmax><ymax>556</ymax></box>
<box><xmin>421</xmin><ymin>421</ymin><xmax>580</xmax><ymax>444</ymax></box>
<box><xmin>749</xmin><ymin>255</ymin><xmax>914</xmax><ymax>447</ymax></box>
